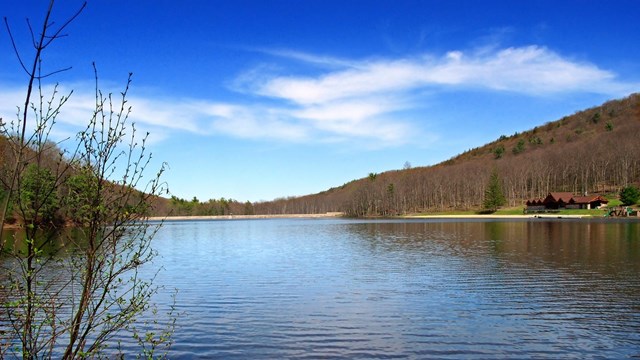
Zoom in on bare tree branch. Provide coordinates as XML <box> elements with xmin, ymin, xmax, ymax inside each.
<box><xmin>3</xmin><ymin>17</ymin><xmax>30</xmax><ymax>76</ymax></box>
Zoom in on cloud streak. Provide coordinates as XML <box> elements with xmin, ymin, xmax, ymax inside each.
<box><xmin>225</xmin><ymin>45</ymin><xmax>636</xmax><ymax>146</ymax></box>
<box><xmin>2</xmin><ymin>46</ymin><xmax>636</xmax><ymax>149</ymax></box>
<box><xmin>250</xmin><ymin>46</ymin><xmax>631</xmax><ymax>106</ymax></box>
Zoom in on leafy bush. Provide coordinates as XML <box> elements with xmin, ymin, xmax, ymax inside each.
<box><xmin>528</xmin><ymin>136</ymin><xmax>543</xmax><ymax>145</ymax></box>
<box><xmin>19</xmin><ymin>164</ymin><xmax>60</xmax><ymax>225</ymax></box>
<box><xmin>512</xmin><ymin>139</ymin><xmax>525</xmax><ymax>155</ymax></box>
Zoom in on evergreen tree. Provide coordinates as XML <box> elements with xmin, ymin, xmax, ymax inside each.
<box><xmin>484</xmin><ymin>169</ymin><xmax>506</xmax><ymax>212</ymax></box>
<box><xmin>620</xmin><ymin>186</ymin><xmax>640</xmax><ymax>206</ymax></box>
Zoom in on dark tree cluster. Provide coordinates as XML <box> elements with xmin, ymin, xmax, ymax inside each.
<box><xmin>158</xmin><ymin>196</ymin><xmax>254</xmax><ymax>216</ymax></box>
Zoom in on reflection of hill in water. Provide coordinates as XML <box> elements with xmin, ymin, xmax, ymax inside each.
<box><xmin>345</xmin><ymin>219</ymin><xmax>640</xmax><ymax>274</ymax></box>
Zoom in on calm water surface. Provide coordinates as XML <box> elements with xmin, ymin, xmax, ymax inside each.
<box><xmin>143</xmin><ymin>218</ymin><xmax>639</xmax><ymax>359</ymax></box>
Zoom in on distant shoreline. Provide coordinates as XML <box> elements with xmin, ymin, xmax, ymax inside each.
<box><xmin>403</xmin><ymin>214</ymin><xmax>585</xmax><ymax>219</ymax></box>
<box><xmin>148</xmin><ymin>213</ymin><xmax>597</xmax><ymax>222</ymax></box>
<box><xmin>4</xmin><ymin>213</ymin><xmax>635</xmax><ymax>231</ymax></box>
<box><xmin>147</xmin><ymin>212</ymin><xmax>345</xmax><ymax>221</ymax></box>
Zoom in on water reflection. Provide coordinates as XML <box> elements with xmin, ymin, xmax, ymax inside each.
<box><xmin>337</xmin><ymin>219</ymin><xmax>640</xmax><ymax>358</ymax></box>
<box><xmin>2</xmin><ymin>227</ymin><xmax>68</xmax><ymax>257</ymax></box>
<box><xmin>346</xmin><ymin>219</ymin><xmax>639</xmax><ymax>273</ymax></box>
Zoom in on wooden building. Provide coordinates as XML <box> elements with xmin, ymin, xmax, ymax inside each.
<box><xmin>570</xmin><ymin>195</ymin><xmax>609</xmax><ymax>209</ymax></box>
<box><xmin>526</xmin><ymin>192</ymin><xmax>608</xmax><ymax>211</ymax></box>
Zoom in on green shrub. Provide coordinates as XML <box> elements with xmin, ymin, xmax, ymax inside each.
<box><xmin>620</xmin><ymin>186</ymin><xmax>640</xmax><ymax>206</ymax></box>
<box><xmin>512</xmin><ymin>139</ymin><xmax>525</xmax><ymax>155</ymax></box>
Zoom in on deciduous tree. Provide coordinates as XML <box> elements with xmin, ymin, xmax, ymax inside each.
<box><xmin>1</xmin><ymin>2</ymin><xmax>174</xmax><ymax>358</ymax></box>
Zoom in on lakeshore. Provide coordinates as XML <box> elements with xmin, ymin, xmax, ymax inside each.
<box><xmin>147</xmin><ymin>212</ymin><xmax>345</xmax><ymax>222</ymax></box>
<box><xmin>148</xmin><ymin>212</ymin><xmax>598</xmax><ymax>222</ymax></box>
<box><xmin>5</xmin><ymin>212</ymin><xmax>637</xmax><ymax>231</ymax></box>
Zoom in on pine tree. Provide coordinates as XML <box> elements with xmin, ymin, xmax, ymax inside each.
<box><xmin>484</xmin><ymin>169</ymin><xmax>506</xmax><ymax>212</ymax></box>
<box><xmin>620</xmin><ymin>186</ymin><xmax>640</xmax><ymax>206</ymax></box>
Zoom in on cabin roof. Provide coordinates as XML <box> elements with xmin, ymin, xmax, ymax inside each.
<box><xmin>571</xmin><ymin>195</ymin><xmax>609</xmax><ymax>204</ymax></box>
<box><xmin>526</xmin><ymin>193</ymin><xmax>609</xmax><ymax>207</ymax></box>
<box><xmin>547</xmin><ymin>192</ymin><xmax>574</xmax><ymax>203</ymax></box>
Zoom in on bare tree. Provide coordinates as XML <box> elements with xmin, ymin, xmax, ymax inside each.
<box><xmin>1</xmin><ymin>1</ymin><xmax>174</xmax><ymax>358</ymax></box>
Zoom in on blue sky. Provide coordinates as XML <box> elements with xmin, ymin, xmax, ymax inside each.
<box><xmin>1</xmin><ymin>1</ymin><xmax>639</xmax><ymax>202</ymax></box>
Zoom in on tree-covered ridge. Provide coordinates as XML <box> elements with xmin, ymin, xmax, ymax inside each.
<box><xmin>0</xmin><ymin>139</ymin><xmax>157</xmax><ymax>226</ymax></box>
<box><xmin>249</xmin><ymin>93</ymin><xmax>640</xmax><ymax>216</ymax></box>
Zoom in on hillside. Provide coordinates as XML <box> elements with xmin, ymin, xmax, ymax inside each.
<box><xmin>142</xmin><ymin>93</ymin><xmax>640</xmax><ymax>217</ymax></box>
<box><xmin>250</xmin><ymin>93</ymin><xmax>640</xmax><ymax>216</ymax></box>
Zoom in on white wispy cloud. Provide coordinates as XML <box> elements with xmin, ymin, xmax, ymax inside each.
<box><xmin>249</xmin><ymin>45</ymin><xmax>632</xmax><ymax>105</ymax></box>
<box><xmin>204</xmin><ymin>104</ymin><xmax>310</xmax><ymax>141</ymax></box>
<box><xmin>427</xmin><ymin>46</ymin><xmax>621</xmax><ymax>93</ymax></box>
<box><xmin>2</xmin><ymin>45</ymin><xmax>636</xmax><ymax>149</ymax></box>
<box><xmin>225</xmin><ymin>45</ymin><xmax>636</xmax><ymax>146</ymax></box>
<box><xmin>253</xmin><ymin>48</ymin><xmax>359</xmax><ymax>69</ymax></box>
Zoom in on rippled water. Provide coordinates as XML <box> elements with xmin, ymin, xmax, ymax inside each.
<box><xmin>3</xmin><ymin>218</ymin><xmax>639</xmax><ymax>358</ymax></box>
<box><xmin>141</xmin><ymin>218</ymin><xmax>639</xmax><ymax>359</ymax></box>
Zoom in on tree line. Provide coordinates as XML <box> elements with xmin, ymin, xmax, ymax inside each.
<box><xmin>155</xmin><ymin>196</ymin><xmax>255</xmax><ymax>216</ymax></box>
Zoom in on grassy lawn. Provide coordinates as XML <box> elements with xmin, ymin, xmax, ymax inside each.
<box><xmin>406</xmin><ymin>208</ymin><xmax>521</xmax><ymax>216</ymax></box>
<box><xmin>606</xmin><ymin>198</ymin><xmax>623</xmax><ymax>207</ymax></box>
<box><xmin>493</xmin><ymin>207</ymin><xmax>527</xmax><ymax>215</ymax></box>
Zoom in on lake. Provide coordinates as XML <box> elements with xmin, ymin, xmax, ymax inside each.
<box><xmin>140</xmin><ymin>218</ymin><xmax>639</xmax><ymax>359</ymax></box>
<box><xmin>3</xmin><ymin>218</ymin><xmax>640</xmax><ymax>358</ymax></box>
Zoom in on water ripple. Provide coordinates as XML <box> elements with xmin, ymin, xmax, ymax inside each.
<box><xmin>48</xmin><ymin>219</ymin><xmax>640</xmax><ymax>358</ymax></box>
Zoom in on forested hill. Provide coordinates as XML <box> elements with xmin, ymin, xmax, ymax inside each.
<box><xmin>249</xmin><ymin>93</ymin><xmax>640</xmax><ymax>216</ymax></box>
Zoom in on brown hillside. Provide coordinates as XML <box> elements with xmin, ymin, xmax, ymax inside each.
<box><xmin>447</xmin><ymin>94</ymin><xmax>640</xmax><ymax>164</ymax></box>
<box><xmin>252</xmin><ymin>93</ymin><xmax>640</xmax><ymax>216</ymax></box>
